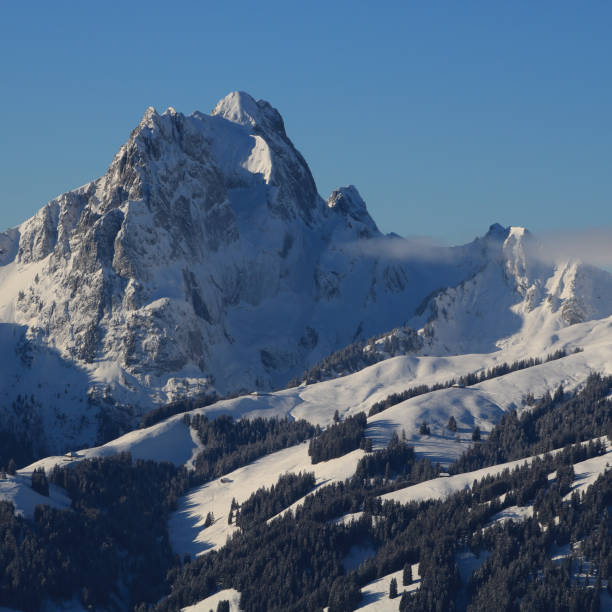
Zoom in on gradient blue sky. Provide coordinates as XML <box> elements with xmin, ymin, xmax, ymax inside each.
<box><xmin>0</xmin><ymin>1</ymin><xmax>610</xmax><ymax>245</ymax></box>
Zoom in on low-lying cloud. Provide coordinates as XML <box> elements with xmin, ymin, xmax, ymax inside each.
<box><xmin>534</xmin><ymin>227</ymin><xmax>612</xmax><ymax>269</ymax></box>
<box><xmin>347</xmin><ymin>226</ymin><xmax>612</xmax><ymax>271</ymax></box>
<box><xmin>347</xmin><ymin>234</ymin><xmax>453</xmax><ymax>262</ymax></box>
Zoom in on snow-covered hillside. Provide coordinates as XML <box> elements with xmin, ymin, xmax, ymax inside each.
<box><xmin>3</xmin><ymin>309</ymin><xmax>611</xmax><ymax>610</ymax></box>
<box><xmin>11</xmin><ymin>308</ymin><xmax>610</xmax><ymax>563</ymax></box>
<box><xmin>21</xmin><ymin>303</ymin><xmax>612</xmax><ymax>478</ymax></box>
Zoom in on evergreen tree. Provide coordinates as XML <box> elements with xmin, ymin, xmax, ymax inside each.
<box><xmin>328</xmin><ymin>575</ymin><xmax>361</xmax><ymax>612</ymax></box>
<box><xmin>216</xmin><ymin>601</ymin><xmax>230</xmax><ymax>612</ymax></box>
<box><xmin>419</xmin><ymin>422</ymin><xmax>431</xmax><ymax>436</ymax></box>
<box><xmin>31</xmin><ymin>467</ymin><xmax>49</xmax><ymax>496</ymax></box>
<box><xmin>7</xmin><ymin>458</ymin><xmax>16</xmax><ymax>475</ymax></box>
<box><xmin>447</xmin><ymin>416</ymin><xmax>457</xmax><ymax>432</ymax></box>
<box><xmin>389</xmin><ymin>577</ymin><xmax>398</xmax><ymax>599</ymax></box>
<box><xmin>403</xmin><ymin>563</ymin><xmax>412</xmax><ymax>585</ymax></box>
<box><xmin>472</xmin><ymin>426</ymin><xmax>481</xmax><ymax>441</ymax></box>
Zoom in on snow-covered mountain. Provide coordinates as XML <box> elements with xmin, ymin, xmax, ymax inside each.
<box><xmin>410</xmin><ymin>224</ymin><xmax>612</xmax><ymax>356</ymax></box>
<box><xmin>1</xmin><ymin>91</ymin><xmax>612</xmax><ymax>454</ymax></box>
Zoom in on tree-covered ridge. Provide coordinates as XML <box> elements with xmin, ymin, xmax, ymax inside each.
<box><xmin>0</xmin><ymin>454</ymin><xmax>186</xmax><ymax>611</ymax></box>
<box><xmin>154</xmin><ymin>436</ymin><xmax>609</xmax><ymax>611</ymax></box>
<box><xmin>451</xmin><ymin>372</ymin><xmax>612</xmax><ymax>474</ymax></box>
<box><xmin>1</xmin><ymin>370</ymin><xmax>610</xmax><ymax>611</ymax></box>
<box><xmin>286</xmin><ymin>326</ymin><xmax>422</xmax><ymax>388</ymax></box>
<box><xmin>368</xmin><ymin>348</ymin><xmax>574</xmax><ymax>417</ymax></box>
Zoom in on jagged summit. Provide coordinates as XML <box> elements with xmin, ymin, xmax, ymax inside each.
<box><xmin>327</xmin><ymin>186</ymin><xmax>378</xmax><ymax>235</ymax></box>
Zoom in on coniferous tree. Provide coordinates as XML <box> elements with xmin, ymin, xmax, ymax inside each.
<box><xmin>31</xmin><ymin>467</ymin><xmax>49</xmax><ymax>496</ymax></box>
<box><xmin>419</xmin><ymin>422</ymin><xmax>431</xmax><ymax>436</ymax></box>
<box><xmin>389</xmin><ymin>577</ymin><xmax>398</xmax><ymax>599</ymax></box>
<box><xmin>447</xmin><ymin>416</ymin><xmax>458</xmax><ymax>432</ymax></box>
<box><xmin>7</xmin><ymin>458</ymin><xmax>16</xmax><ymax>476</ymax></box>
<box><xmin>403</xmin><ymin>563</ymin><xmax>412</xmax><ymax>585</ymax></box>
<box><xmin>472</xmin><ymin>426</ymin><xmax>481</xmax><ymax>441</ymax></box>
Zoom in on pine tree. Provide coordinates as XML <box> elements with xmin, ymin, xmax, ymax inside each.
<box><xmin>447</xmin><ymin>416</ymin><xmax>457</xmax><ymax>432</ymax></box>
<box><xmin>419</xmin><ymin>422</ymin><xmax>430</xmax><ymax>436</ymax></box>
<box><xmin>7</xmin><ymin>458</ymin><xmax>16</xmax><ymax>476</ymax></box>
<box><xmin>389</xmin><ymin>577</ymin><xmax>398</xmax><ymax>599</ymax></box>
<box><xmin>31</xmin><ymin>467</ymin><xmax>49</xmax><ymax>496</ymax></box>
<box><xmin>472</xmin><ymin>426</ymin><xmax>481</xmax><ymax>441</ymax></box>
<box><xmin>403</xmin><ymin>563</ymin><xmax>412</xmax><ymax>585</ymax></box>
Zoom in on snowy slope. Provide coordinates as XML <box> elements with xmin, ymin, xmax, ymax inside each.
<box><xmin>355</xmin><ymin>567</ymin><xmax>420</xmax><ymax>611</ymax></box>
<box><xmin>20</xmin><ymin>308</ymin><xmax>612</xmax><ymax>483</ymax></box>
<box><xmin>0</xmin><ymin>474</ymin><xmax>70</xmax><ymax>519</ymax></box>
<box><xmin>168</xmin><ymin>443</ymin><xmax>364</xmax><ymax>557</ymax></box>
<box><xmin>182</xmin><ymin>589</ymin><xmax>241</xmax><ymax>612</ymax></box>
<box><xmin>381</xmin><ymin>438</ymin><xmax>612</xmax><ymax>508</ymax></box>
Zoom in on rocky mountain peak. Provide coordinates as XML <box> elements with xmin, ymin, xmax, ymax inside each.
<box><xmin>327</xmin><ymin>186</ymin><xmax>378</xmax><ymax>235</ymax></box>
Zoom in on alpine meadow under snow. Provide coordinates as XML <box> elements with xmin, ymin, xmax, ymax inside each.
<box><xmin>0</xmin><ymin>92</ymin><xmax>611</xmax><ymax>612</ymax></box>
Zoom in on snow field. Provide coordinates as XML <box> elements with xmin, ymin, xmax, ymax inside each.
<box><xmin>355</xmin><ymin>565</ymin><xmax>420</xmax><ymax>611</ymax></box>
<box><xmin>182</xmin><ymin>589</ymin><xmax>242</xmax><ymax>612</ymax></box>
<box><xmin>0</xmin><ymin>474</ymin><xmax>70</xmax><ymax>519</ymax></box>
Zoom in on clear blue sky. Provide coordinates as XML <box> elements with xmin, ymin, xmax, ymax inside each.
<box><xmin>0</xmin><ymin>1</ymin><xmax>610</xmax><ymax>245</ymax></box>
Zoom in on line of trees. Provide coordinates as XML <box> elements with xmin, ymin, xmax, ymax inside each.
<box><xmin>189</xmin><ymin>414</ymin><xmax>316</xmax><ymax>485</ymax></box>
<box><xmin>308</xmin><ymin>413</ymin><xmax>367</xmax><ymax>464</ymax></box>
<box><xmin>235</xmin><ymin>472</ymin><xmax>316</xmax><ymax>529</ymax></box>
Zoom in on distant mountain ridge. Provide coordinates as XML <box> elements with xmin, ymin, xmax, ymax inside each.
<box><xmin>1</xmin><ymin>91</ymin><xmax>612</xmax><ymax>453</ymax></box>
